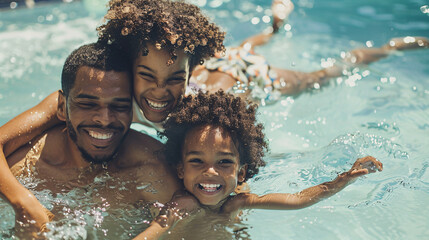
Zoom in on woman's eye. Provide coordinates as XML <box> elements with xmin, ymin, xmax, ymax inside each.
<box><xmin>138</xmin><ymin>72</ymin><xmax>155</xmax><ymax>81</ymax></box>
<box><xmin>167</xmin><ymin>78</ymin><xmax>186</xmax><ymax>85</ymax></box>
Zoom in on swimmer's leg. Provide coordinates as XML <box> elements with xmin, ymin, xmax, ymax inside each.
<box><xmin>239</xmin><ymin>0</ymin><xmax>294</xmax><ymax>51</ymax></box>
<box><xmin>272</xmin><ymin>36</ymin><xmax>429</xmax><ymax>96</ymax></box>
<box><xmin>271</xmin><ymin>67</ymin><xmax>337</xmax><ymax>95</ymax></box>
<box><xmin>346</xmin><ymin>36</ymin><xmax>429</xmax><ymax>65</ymax></box>
<box><xmin>272</xmin><ymin>0</ymin><xmax>294</xmax><ymax>33</ymax></box>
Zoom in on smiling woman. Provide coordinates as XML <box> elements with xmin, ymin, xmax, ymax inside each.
<box><xmin>132</xmin><ymin>44</ymin><xmax>190</xmax><ymax>124</ymax></box>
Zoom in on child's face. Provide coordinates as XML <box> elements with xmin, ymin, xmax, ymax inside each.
<box><xmin>178</xmin><ymin>125</ymin><xmax>246</xmax><ymax>207</ymax></box>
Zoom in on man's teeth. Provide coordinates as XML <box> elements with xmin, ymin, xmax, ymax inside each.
<box><xmin>146</xmin><ymin>99</ymin><xmax>168</xmax><ymax>109</ymax></box>
<box><xmin>88</xmin><ymin>130</ymin><xmax>113</xmax><ymax>140</ymax></box>
<box><xmin>199</xmin><ymin>183</ymin><xmax>221</xmax><ymax>192</ymax></box>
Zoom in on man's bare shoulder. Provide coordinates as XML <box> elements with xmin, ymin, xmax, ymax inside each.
<box><xmin>113</xmin><ymin>130</ymin><xmax>180</xmax><ymax>203</ymax></box>
<box><xmin>115</xmin><ymin>129</ymin><xmax>166</xmax><ymax>168</ymax></box>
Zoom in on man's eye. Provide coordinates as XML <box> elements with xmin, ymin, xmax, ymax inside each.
<box><xmin>111</xmin><ymin>105</ymin><xmax>131</xmax><ymax>112</ymax></box>
<box><xmin>78</xmin><ymin>102</ymin><xmax>96</xmax><ymax>108</ymax></box>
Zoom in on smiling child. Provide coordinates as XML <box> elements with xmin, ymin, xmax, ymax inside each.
<box><xmin>134</xmin><ymin>91</ymin><xmax>383</xmax><ymax>239</ymax></box>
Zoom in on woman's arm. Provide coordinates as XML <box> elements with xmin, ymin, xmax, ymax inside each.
<box><xmin>0</xmin><ymin>91</ymin><xmax>60</xmax><ymax>231</ymax></box>
<box><xmin>224</xmin><ymin>156</ymin><xmax>382</xmax><ymax>212</ymax></box>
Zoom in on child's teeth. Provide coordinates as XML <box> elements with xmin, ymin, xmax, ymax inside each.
<box><xmin>199</xmin><ymin>183</ymin><xmax>221</xmax><ymax>192</ymax></box>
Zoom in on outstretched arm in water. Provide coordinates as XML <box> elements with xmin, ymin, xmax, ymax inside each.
<box><xmin>222</xmin><ymin>156</ymin><xmax>383</xmax><ymax>212</ymax></box>
<box><xmin>0</xmin><ymin>91</ymin><xmax>60</xmax><ymax>232</ymax></box>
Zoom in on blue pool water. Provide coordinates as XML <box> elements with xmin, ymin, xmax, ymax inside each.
<box><xmin>1</xmin><ymin>0</ymin><xmax>429</xmax><ymax>239</ymax></box>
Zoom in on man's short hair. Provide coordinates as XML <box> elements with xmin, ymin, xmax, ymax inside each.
<box><xmin>61</xmin><ymin>42</ymin><xmax>131</xmax><ymax>97</ymax></box>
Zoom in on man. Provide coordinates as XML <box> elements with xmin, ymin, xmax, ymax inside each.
<box><xmin>1</xmin><ymin>43</ymin><xmax>180</xmax><ymax>236</ymax></box>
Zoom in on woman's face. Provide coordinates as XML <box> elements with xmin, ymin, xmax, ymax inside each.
<box><xmin>133</xmin><ymin>44</ymin><xmax>190</xmax><ymax>123</ymax></box>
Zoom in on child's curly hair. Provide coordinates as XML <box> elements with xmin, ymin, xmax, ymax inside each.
<box><xmin>97</xmin><ymin>0</ymin><xmax>225</xmax><ymax>69</ymax></box>
<box><xmin>160</xmin><ymin>91</ymin><xmax>268</xmax><ymax>181</ymax></box>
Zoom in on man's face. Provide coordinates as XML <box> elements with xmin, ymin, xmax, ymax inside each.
<box><xmin>133</xmin><ymin>44</ymin><xmax>190</xmax><ymax>123</ymax></box>
<box><xmin>60</xmin><ymin>66</ymin><xmax>132</xmax><ymax>164</ymax></box>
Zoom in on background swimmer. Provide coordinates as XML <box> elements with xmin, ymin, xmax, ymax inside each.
<box><xmin>190</xmin><ymin>0</ymin><xmax>429</xmax><ymax>103</ymax></box>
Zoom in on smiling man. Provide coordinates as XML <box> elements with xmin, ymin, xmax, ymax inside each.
<box><xmin>1</xmin><ymin>43</ymin><xmax>180</xmax><ymax>235</ymax></box>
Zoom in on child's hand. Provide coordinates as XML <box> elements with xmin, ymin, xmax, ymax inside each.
<box><xmin>347</xmin><ymin>156</ymin><xmax>383</xmax><ymax>178</ymax></box>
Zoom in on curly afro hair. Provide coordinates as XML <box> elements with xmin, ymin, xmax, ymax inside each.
<box><xmin>97</xmin><ymin>0</ymin><xmax>225</xmax><ymax>69</ymax></box>
<box><xmin>160</xmin><ymin>91</ymin><xmax>268</xmax><ymax>182</ymax></box>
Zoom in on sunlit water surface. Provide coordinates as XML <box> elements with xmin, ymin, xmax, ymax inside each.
<box><xmin>1</xmin><ymin>0</ymin><xmax>429</xmax><ymax>239</ymax></box>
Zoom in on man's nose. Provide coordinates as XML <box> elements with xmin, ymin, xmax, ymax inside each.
<box><xmin>93</xmin><ymin>107</ymin><xmax>115</xmax><ymax>126</ymax></box>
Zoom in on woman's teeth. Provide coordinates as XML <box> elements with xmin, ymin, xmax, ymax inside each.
<box><xmin>146</xmin><ymin>99</ymin><xmax>168</xmax><ymax>109</ymax></box>
<box><xmin>88</xmin><ymin>130</ymin><xmax>113</xmax><ymax>140</ymax></box>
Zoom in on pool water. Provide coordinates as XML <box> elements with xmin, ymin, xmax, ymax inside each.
<box><xmin>1</xmin><ymin>0</ymin><xmax>429</xmax><ymax>239</ymax></box>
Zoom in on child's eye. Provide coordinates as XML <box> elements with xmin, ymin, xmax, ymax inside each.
<box><xmin>219</xmin><ymin>159</ymin><xmax>234</xmax><ymax>165</ymax></box>
<box><xmin>188</xmin><ymin>158</ymin><xmax>203</xmax><ymax>164</ymax></box>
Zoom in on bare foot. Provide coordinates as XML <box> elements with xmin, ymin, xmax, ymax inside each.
<box><xmin>346</xmin><ymin>36</ymin><xmax>429</xmax><ymax>65</ymax></box>
<box><xmin>382</xmin><ymin>36</ymin><xmax>429</xmax><ymax>50</ymax></box>
<box><xmin>272</xmin><ymin>0</ymin><xmax>294</xmax><ymax>33</ymax></box>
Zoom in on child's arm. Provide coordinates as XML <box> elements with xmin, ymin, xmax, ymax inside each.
<box><xmin>223</xmin><ymin>156</ymin><xmax>382</xmax><ymax>212</ymax></box>
<box><xmin>134</xmin><ymin>192</ymin><xmax>200</xmax><ymax>240</ymax></box>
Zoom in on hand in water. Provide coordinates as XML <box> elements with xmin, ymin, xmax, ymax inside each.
<box><xmin>348</xmin><ymin>156</ymin><xmax>383</xmax><ymax>178</ymax></box>
<box><xmin>154</xmin><ymin>190</ymin><xmax>200</xmax><ymax>228</ymax></box>
<box><xmin>13</xmin><ymin>191</ymin><xmax>54</xmax><ymax>237</ymax></box>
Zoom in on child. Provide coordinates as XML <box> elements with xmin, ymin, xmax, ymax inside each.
<box><xmin>134</xmin><ymin>91</ymin><xmax>383</xmax><ymax>239</ymax></box>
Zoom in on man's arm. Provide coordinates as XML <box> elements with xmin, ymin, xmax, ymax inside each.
<box><xmin>223</xmin><ymin>156</ymin><xmax>382</xmax><ymax>212</ymax></box>
<box><xmin>0</xmin><ymin>91</ymin><xmax>60</xmax><ymax>231</ymax></box>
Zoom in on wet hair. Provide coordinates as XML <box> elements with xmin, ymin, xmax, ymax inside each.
<box><xmin>97</xmin><ymin>0</ymin><xmax>225</xmax><ymax>69</ymax></box>
<box><xmin>160</xmin><ymin>91</ymin><xmax>268</xmax><ymax>181</ymax></box>
<box><xmin>61</xmin><ymin>42</ymin><xmax>131</xmax><ymax>97</ymax></box>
